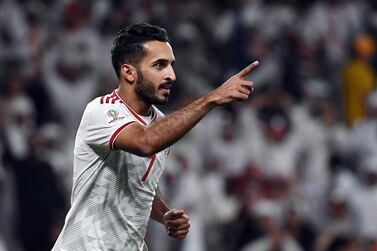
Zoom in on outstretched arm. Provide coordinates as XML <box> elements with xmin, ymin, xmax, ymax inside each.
<box><xmin>151</xmin><ymin>188</ymin><xmax>190</xmax><ymax>239</ymax></box>
<box><xmin>114</xmin><ymin>61</ymin><xmax>259</xmax><ymax>156</ymax></box>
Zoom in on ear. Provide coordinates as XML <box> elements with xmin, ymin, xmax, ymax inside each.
<box><xmin>120</xmin><ymin>64</ymin><xmax>137</xmax><ymax>83</ymax></box>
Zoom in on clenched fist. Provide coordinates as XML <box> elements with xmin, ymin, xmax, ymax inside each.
<box><xmin>163</xmin><ymin>209</ymin><xmax>190</xmax><ymax>239</ymax></box>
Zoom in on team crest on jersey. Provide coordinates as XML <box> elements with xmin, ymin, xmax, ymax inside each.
<box><xmin>106</xmin><ymin>109</ymin><xmax>125</xmax><ymax>124</ymax></box>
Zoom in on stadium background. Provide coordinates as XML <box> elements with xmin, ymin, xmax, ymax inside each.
<box><xmin>1</xmin><ymin>0</ymin><xmax>377</xmax><ymax>250</ymax></box>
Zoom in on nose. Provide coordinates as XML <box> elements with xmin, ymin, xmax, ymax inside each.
<box><xmin>165</xmin><ymin>65</ymin><xmax>176</xmax><ymax>82</ymax></box>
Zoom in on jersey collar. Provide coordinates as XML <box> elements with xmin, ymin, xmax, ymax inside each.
<box><xmin>113</xmin><ymin>89</ymin><xmax>157</xmax><ymax>126</ymax></box>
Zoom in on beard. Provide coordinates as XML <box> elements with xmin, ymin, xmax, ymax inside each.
<box><xmin>135</xmin><ymin>69</ymin><xmax>172</xmax><ymax>105</ymax></box>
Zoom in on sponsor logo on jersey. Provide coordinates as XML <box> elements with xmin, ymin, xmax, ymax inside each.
<box><xmin>106</xmin><ymin>109</ymin><xmax>125</xmax><ymax>124</ymax></box>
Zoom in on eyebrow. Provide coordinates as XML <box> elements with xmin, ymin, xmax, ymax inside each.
<box><xmin>152</xmin><ymin>59</ymin><xmax>175</xmax><ymax>66</ymax></box>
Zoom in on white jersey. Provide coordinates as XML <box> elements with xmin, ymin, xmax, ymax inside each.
<box><xmin>52</xmin><ymin>89</ymin><xmax>169</xmax><ymax>251</ymax></box>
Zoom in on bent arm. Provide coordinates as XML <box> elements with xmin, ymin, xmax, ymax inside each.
<box><xmin>114</xmin><ymin>93</ymin><xmax>215</xmax><ymax>156</ymax></box>
<box><xmin>114</xmin><ymin>61</ymin><xmax>258</xmax><ymax>156</ymax></box>
<box><xmin>151</xmin><ymin>187</ymin><xmax>170</xmax><ymax>224</ymax></box>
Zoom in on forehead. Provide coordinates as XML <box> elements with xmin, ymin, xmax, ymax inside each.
<box><xmin>141</xmin><ymin>41</ymin><xmax>175</xmax><ymax>63</ymax></box>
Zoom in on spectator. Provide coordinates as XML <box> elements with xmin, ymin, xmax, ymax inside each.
<box><xmin>341</xmin><ymin>34</ymin><xmax>376</xmax><ymax>126</ymax></box>
<box><xmin>10</xmin><ymin>133</ymin><xmax>66</xmax><ymax>251</ymax></box>
<box><xmin>241</xmin><ymin>200</ymin><xmax>303</xmax><ymax>251</ymax></box>
<box><xmin>348</xmin><ymin>157</ymin><xmax>377</xmax><ymax>242</ymax></box>
<box><xmin>42</xmin><ymin>1</ymin><xmax>101</xmax><ymax>136</ymax></box>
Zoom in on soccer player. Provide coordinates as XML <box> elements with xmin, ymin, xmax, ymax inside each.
<box><xmin>52</xmin><ymin>23</ymin><xmax>258</xmax><ymax>251</ymax></box>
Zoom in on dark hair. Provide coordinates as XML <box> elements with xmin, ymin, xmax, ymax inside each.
<box><xmin>111</xmin><ymin>23</ymin><xmax>170</xmax><ymax>79</ymax></box>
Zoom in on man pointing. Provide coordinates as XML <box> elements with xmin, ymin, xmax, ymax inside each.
<box><xmin>52</xmin><ymin>23</ymin><xmax>258</xmax><ymax>251</ymax></box>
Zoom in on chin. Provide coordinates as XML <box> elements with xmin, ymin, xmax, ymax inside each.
<box><xmin>155</xmin><ymin>98</ymin><xmax>168</xmax><ymax>105</ymax></box>
<box><xmin>155</xmin><ymin>94</ymin><xmax>169</xmax><ymax>105</ymax></box>
<box><xmin>148</xmin><ymin>95</ymin><xmax>168</xmax><ymax>106</ymax></box>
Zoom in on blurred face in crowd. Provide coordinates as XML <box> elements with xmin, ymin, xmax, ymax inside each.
<box><xmin>366</xmin><ymin>172</ymin><xmax>377</xmax><ymax>186</ymax></box>
<box><xmin>134</xmin><ymin>41</ymin><xmax>176</xmax><ymax>105</ymax></box>
<box><xmin>264</xmin><ymin>114</ymin><xmax>290</xmax><ymax>143</ymax></box>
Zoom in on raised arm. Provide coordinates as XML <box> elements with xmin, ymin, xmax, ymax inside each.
<box><xmin>114</xmin><ymin>61</ymin><xmax>259</xmax><ymax>156</ymax></box>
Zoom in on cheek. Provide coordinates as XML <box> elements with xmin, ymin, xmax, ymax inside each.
<box><xmin>142</xmin><ymin>69</ymin><xmax>161</xmax><ymax>83</ymax></box>
<box><xmin>149</xmin><ymin>79</ymin><xmax>160</xmax><ymax>90</ymax></box>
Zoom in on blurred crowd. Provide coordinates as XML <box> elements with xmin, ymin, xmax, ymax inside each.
<box><xmin>1</xmin><ymin>0</ymin><xmax>377</xmax><ymax>250</ymax></box>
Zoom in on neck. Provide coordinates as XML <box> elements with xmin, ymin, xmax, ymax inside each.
<box><xmin>118</xmin><ymin>82</ymin><xmax>152</xmax><ymax>116</ymax></box>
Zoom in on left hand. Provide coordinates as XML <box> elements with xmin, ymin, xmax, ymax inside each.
<box><xmin>163</xmin><ymin>209</ymin><xmax>190</xmax><ymax>239</ymax></box>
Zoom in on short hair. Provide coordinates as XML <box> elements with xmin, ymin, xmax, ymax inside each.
<box><xmin>111</xmin><ymin>23</ymin><xmax>170</xmax><ymax>79</ymax></box>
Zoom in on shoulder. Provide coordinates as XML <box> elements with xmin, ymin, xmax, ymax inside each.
<box><xmin>83</xmin><ymin>94</ymin><xmax>134</xmax><ymax>124</ymax></box>
<box><xmin>86</xmin><ymin>91</ymin><xmax>122</xmax><ymax>111</ymax></box>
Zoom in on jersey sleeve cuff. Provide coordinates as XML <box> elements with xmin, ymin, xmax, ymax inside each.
<box><xmin>108</xmin><ymin>121</ymin><xmax>137</xmax><ymax>151</ymax></box>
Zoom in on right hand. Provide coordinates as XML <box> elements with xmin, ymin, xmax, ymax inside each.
<box><xmin>210</xmin><ymin>61</ymin><xmax>259</xmax><ymax>106</ymax></box>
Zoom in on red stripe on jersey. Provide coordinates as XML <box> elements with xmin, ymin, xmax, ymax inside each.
<box><xmin>111</xmin><ymin>95</ymin><xmax>119</xmax><ymax>104</ymax></box>
<box><xmin>142</xmin><ymin>154</ymin><xmax>156</xmax><ymax>181</ymax></box>
<box><xmin>114</xmin><ymin>90</ymin><xmax>147</xmax><ymax>126</ymax></box>
<box><xmin>127</xmin><ymin>107</ymin><xmax>147</xmax><ymax>125</ymax></box>
<box><xmin>100</xmin><ymin>91</ymin><xmax>117</xmax><ymax>105</ymax></box>
<box><xmin>110</xmin><ymin>91</ymin><xmax>116</xmax><ymax>98</ymax></box>
<box><xmin>108</xmin><ymin>121</ymin><xmax>136</xmax><ymax>150</ymax></box>
<box><xmin>105</xmin><ymin>95</ymin><xmax>111</xmax><ymax>104</ymax></box>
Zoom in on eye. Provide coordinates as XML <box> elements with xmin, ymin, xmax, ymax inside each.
<box><xmin>157</xmin><ymin>62</ymin><xmax>165</xmax><ymax>68</ymax></box>
<box><xmin>154</xmin><ymin>61</ymin><xmax>167</xmax><ymax>70</ymax></box>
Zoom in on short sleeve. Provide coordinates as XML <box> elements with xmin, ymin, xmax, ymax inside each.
<box><xmin>84</xmin><ymin>103</ymin><xmax>139</xmax><ymax>150</ymax></box>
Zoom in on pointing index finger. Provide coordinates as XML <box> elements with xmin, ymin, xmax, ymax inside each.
<box><xmin>238</xmin><ymin>61</ymin><xmax>259</xmax><ymax>78</ymax></box>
